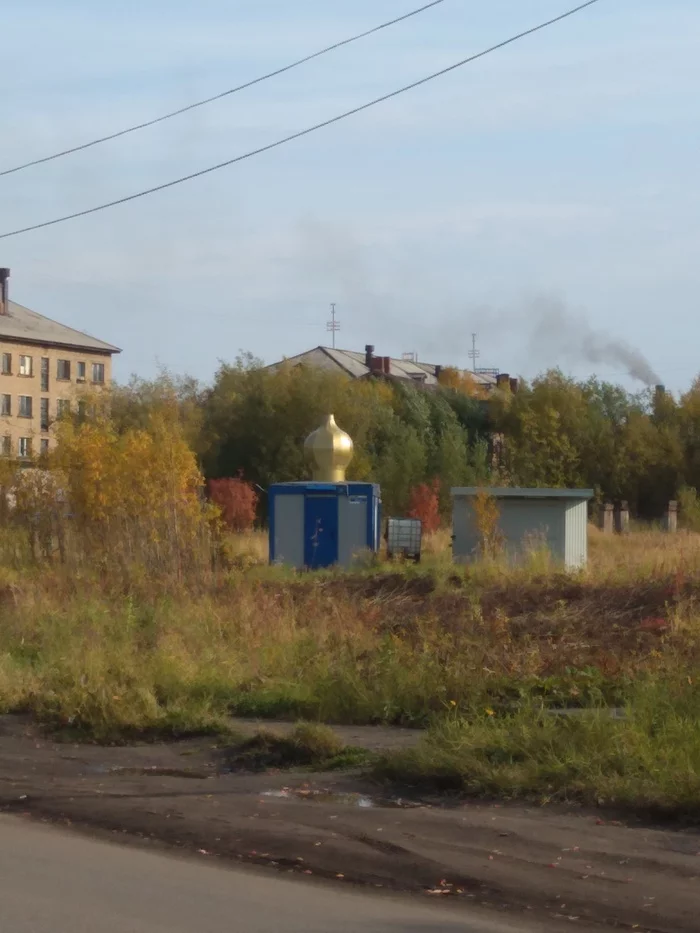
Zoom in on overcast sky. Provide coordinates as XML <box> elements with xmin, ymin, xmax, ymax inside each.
<box><xmin>3</xmin><ymin>1</ymin><xmax>698</xmax><ymax>391</ymax></box>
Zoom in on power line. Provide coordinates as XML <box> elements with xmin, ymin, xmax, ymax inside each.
<box><xmin>0</xmin><ymin>0</ymin><xmax>604</xmax><ymax>241</ymax></box>
<box><xmin>0</xmin><ymin>0</ymin><xmax>447</xmax><ymax>178</ymax></box>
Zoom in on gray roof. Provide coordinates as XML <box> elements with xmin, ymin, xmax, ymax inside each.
<box><xmin>268</xmin><ymin>347</ymin><xmax>498</xmax><ymax>388</ymax></box>
<box><xmin>452</xmin><ymin>487</ymin><xmax>594</xmax><ymax>500</ymax></box>
<box><xmin>0</xmin><ymin>300</ymin><xmax>120</xmax><ymax>354</ymax></box>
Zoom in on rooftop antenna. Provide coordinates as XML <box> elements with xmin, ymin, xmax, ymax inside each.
<box><xmin>326</xmin><ymin>302</ymin><xmax>340</xmax><ymax>349</ymax></box>
<box><xmin>468</xmin><ymin>332</ymin><xmax>480</xmax><ymax>373</ymax></box>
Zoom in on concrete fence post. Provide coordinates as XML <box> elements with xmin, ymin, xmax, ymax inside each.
<box><xmin>615</xmin><ymin>501</ymin><xmax>630</xmax><ymax>535</ymax></box>
<box><xmin>664</xmin><ymin>500</ymin><xmax>678</xmax><ymax>533</ymax></box>
<box><xmin>601</xmin><ymin>502</ymin><xmax>614</xmax><ymax>534</ymax></box>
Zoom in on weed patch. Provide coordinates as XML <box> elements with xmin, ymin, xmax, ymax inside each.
<box><xmin>222</xmin><ymin>723</ymin><xmax>373</xmax><ymax>772</ymax></box>
<box><xmin>1</xmin><ymin>557</ymin><xmax>700</xmax><ymax>741</ymax></box>
<box><xmin>374</xmin><ymin>680</ymin><xmax>700</xmax><ymax>816</ymax></box>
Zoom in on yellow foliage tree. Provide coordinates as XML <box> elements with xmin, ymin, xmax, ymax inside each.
<box><xmin>51</xmin><ymin>410</ymin><xmax>214</xmax><ymax>581</ymax></box>
<box><xmin>438</xmin><ymin>367</ymin><xmax>487</xmax><ymax>399</ymax></box>
<box><xmin>473</xmin><ymin>489</ymin><xmax>504</xmax><ymax>559</ymax></box>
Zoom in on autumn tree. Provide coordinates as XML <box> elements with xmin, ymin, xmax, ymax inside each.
<box><xmin>494</xmin><ymin>372</ymin><xmax>587</xmax><ymax>488</ymax></box>
<box><xmin>437</xmin><ymin>367</ymin><xmax>487</xmax><ymax>399</ymax></box>
<box><xmin>679</xmin><ymin>377</ymin><xmax>700</xmax><ymax>490</ymax></box>
<box><xmin>110</xmin><ymin>370</ymin><xmax>206</xmax><ymax>459</ymax></box>
<box><xmin>208</xmin><ymin>476</ymin><xmax>258</xmax><ymax>531</ymax></box>
<box><xmin>407</xmin><ymin>478</ymin><xmax>441</xmax><ymax>533</ymax></box>
<box><xmin>97</xmin><ymin>356</ymin><xmax>700</xmax><ymax>524</ymax></box>
<box><xmin>52</xmin><ymin>409</ymin><xmax>213</xmax><ymax>581</ymax></box>
<box><xmin>199</xmin><ymin>360</ymin><xmax>484</xmax><ymax>515</ymax></box>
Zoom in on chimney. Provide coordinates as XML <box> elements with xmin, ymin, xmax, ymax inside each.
<box><xmin>509</xmin><ymin>377</ymin><xmax>519</xmax><ymax>394</ymax></box>
<box><xmin>365</xmin><ymin>344</ymin><xmax>375</xmax><ymax>369</ymax></box>
<box><xmin>383</xmin><ymin>356</ymin><xmax>391</xmax><ymax>375</ymax></box>
<box><xmin>434</xmin><ymin>365</ymin><xmax>442</xmax><ymax>381</ymax></box>
<box><xmin>655</xmin><ymin>384</ymin><xmax>665</xmax><ymax>401</ymax></box>
<box><xmin>0</xmin><ymin>268</ymin><xmax>9</xmax><ymax>316</ymax></box>
<box><xmin>496</xmin><ymin>373</ymin><xmax>510</xmax><ymax>390</ymax></box>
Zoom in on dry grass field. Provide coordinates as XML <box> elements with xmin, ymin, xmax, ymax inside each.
<box><xmin>1</xmin><ymin>521</ymin><xmax>700</xmax><ymax>812</ymax></box>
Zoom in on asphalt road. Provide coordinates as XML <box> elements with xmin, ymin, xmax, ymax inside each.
<box><xmin>0</xmin><ymin>816</ymin><xmax>585</xmax><ymax>933</ymax></box>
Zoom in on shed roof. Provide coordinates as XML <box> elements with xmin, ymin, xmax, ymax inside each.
<box><xmin>452</xmin><ymin>487</ymin><xmax>594</xmax><ymax>500</ymax></box>
<box><xmin>0</xmin><ymin>300</ymin><xmax>120</xmax><ymax>354</ymax></box>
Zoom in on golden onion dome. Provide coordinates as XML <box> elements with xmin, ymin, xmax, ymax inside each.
<box><xmin>304</xmin><ymin>414</ymin><xmax>354</xmax><ymax>483</ymax></box>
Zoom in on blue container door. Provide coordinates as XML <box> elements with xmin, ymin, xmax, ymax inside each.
<box><xmin>304</xmin><ymin>495</ymin><xmax>338</xmax><ymax>568</ymax></box>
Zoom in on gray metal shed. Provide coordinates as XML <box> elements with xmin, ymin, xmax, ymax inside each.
<box><xmin>451</xmin><ymin>487</ymin><xmax>594</xmax><ymax>570</ymax></box>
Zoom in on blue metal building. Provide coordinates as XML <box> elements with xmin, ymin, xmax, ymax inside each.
<box><xmin>269</xmin><ymin>482</ymin><xmax>381</xmax><ymax>569</ymax></box>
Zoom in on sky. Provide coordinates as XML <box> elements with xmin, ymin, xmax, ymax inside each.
<box><xmin>3</xmin><ymin>0</ymin><xmax>699</xmax><ymax>392</ymax></box>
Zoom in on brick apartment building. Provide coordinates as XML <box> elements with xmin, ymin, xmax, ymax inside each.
<box><xmin>0</xmin><ymin>268</ymin><xmax>120</xmax><ymax>459</ymax></box>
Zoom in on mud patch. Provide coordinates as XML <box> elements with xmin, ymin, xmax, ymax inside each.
<box><xmin>89</xmin><ymin>766</ymin><xmax>212</xmax><ymax>779</ymax></box>
<box><xmin>260</xmin><ymin>788</ymin><xmax>424</xmax><ymax>809</ymax></box>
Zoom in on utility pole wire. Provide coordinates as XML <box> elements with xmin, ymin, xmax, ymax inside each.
<box><xmin>0</xmin><ymin>0</ymin><xmax>603</xmax><ymax>241</ymax></box>
<box><xmin>0</xmin><ymin>0</ymin><xmax>447</xmax><ymax>178</ymax></box>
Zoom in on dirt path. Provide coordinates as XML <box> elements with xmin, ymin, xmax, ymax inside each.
<box><xmin>1</xmin><ymin>715</ymin><xmax>698</xmax><ymax>932</ymax></box>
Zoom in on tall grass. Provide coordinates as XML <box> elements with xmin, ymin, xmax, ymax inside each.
<box><xmin>2</xmin><ymin>448</ymin><xmax>700</xmax><ymax>791</ymax></box>
<box><xmin>587</xmin><ymin>525</ymin><xmax>700</xmax><ymax>580</ymax></box>
<box><xmin>376</xmin><ymin>680</ymin><xmax>700</xmax><ymax>813</ymax></box>
<box><xmin>3</xmin><ymin>421</ymin><xmax>700</xmax><ymax>809</ymax></box>
<box><xmin>1</xmin><ymin>527</ymin><xmax>700</xmax><ymax>741</ymax></box>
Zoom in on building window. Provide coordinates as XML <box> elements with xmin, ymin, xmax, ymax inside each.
<box><xmin>57</xmin><ymin>399</ymin><xmax>71</xmax><ymax>419</ymax></box>
<box><xmin>92</xmin><ymin>362</ymin><xmax>105</xmax><ymax>385</ymax></box>
<box><xmin>1</xmin><ymin>435</ymin><xmax>10</xmax><ymax>456</ymax></box>
<box><xmin>18</xmin><ymin>395</ymin><xmax>32</xmax><ymax>418</ymax></box>
<box><xmin>41</xmin><ymin>357</ymin><xmax>49</xmax><ymax>392</ymax></box>
<box><xmin>77</xmin><ymin>361</ymin><xmax>86</xmax><ymax>382</ymax></box>
<box><xmin>57</xmin><ymin>359</ymin><xmax>71</xmax><ymax>381</ymax></box>
<box><xmin>19</xmin><ymin>355</ymin><xmax>33</xmax><ymax>377</ymax></box>
<box><xmin>1</xmin><ymin>353</ymin><xmax>11</xmax><ymax>375</ymax></box>
<box><xmin>40</xmin><ymin>438</ymin><xmax>50</xmax><ymax>455</ymax></box>
<box><xmin>18</xmin><ymin>437</ymin><xmax>31</xmax><ymax>459</ymax></box>
<box><xmin>1</xmin><ymin>394</ymin><xmax>10</xmax><ymax>416</ymax></box>
<box><xmin>77</xmin><ymin>399</ymin><xmax>87</xmax><ymax>420</ymax></box>
<box><xmin>40</xmin><ymin>397</ymin><xmax>49</xmax><ymax>432</ymax></box>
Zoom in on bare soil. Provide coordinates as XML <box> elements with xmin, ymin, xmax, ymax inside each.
<box><xmin>1</xmin><ymin>715</ymin><xmax>699</xmax><ymax>931</ymax></box>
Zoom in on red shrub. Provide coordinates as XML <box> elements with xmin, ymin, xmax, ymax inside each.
<box><xmin>208</xmin><ymin>476</ymin><xmax>258</xmax><ymax>531</ymax></box>
<box><xmin>407</xmin><ymin>478</ymin><xmax>441</xmax><ymax>534</ymax></box>
<box><xmin>638</xmin><ymin>617</ymin><xmax>669</xmax><ymax>634</ymax></box>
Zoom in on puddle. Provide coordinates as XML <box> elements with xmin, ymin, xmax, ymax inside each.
<box><xmin>261</xmin><ymin>789</ymin><xmax>423</xmax><ymax>809</ymax></box>
<box><xmin>86</xmin><ymin>764</ymin><xmax>115</xmax><ymax>775</ymax></box>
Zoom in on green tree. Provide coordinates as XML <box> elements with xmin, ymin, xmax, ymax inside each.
<box><xmin>679</xmin><ymin>377</ymin><xmax>700</xmax><ymax>490</ymax></box>
<box><xmin>495</xmin><ymin>372</ymin><xmax>589</xmax><ymax>488</ymax></box>
<box><xmin>201</xmin><ymin>361</ymin><xmax>407</xmax><ymax>508</ymax></box>
<box><xmin>110</xmin><ymin>370</ymin><xmax>206</xmax><ymax>458</ymax></box>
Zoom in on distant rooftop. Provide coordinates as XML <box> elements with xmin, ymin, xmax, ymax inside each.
<box><xmin>0</xmin><ymin>299</ymin><xmax>120</xmax><ymax>354</ymax></box>
<box><xmin>268</xmin><ymin>346</ymin><xmax>499</xmax><ymax>388</ymax></box>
